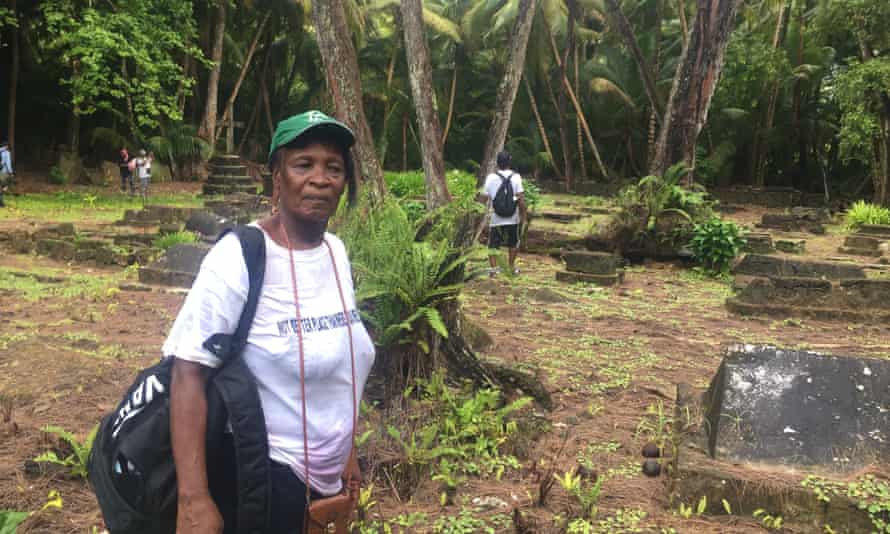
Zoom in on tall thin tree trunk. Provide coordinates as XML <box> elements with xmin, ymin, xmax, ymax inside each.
<box><xmin>214</xmin><ymin>11</ymin><xmax>271</xmax><ymax>147</ymax></box>
<box><xmin>524</xmin><ymin>75</ymin><xmax>563</xmax><ymax>181</ymax></box>
<box><xmin>377</xmin><ymin>46</ymin><xmax>400</xmax><ymax>167</ymax></box>
<box><xmin>604</xmin><ymin>0</ymin><xmax>663</xmax><ymax>120</ymax></box>
<box><xmin>477</xmin><ymin>0</ymin><xmax>539</xmax><ymax>183</ymax></box>
<box><xmin>677</xmin><ymin>0</ymin><xmax>689</xmax><ymax>45</ymax></box>
<box><xmin>402</xmin><ymin>114</ymin><xmax>408</xmax><ymax>171</ymax></box>
<box><xmin>648</xmin><ymin>0</ymin><xmax>663</xmax><ymax>166</ymax></box>
<box><xmin>650</xmin><ymin>0</ymin><xmax>743</xmax><ymax>183</ymax></box>
<box><xmin>199</xmin><ymin>1</ymin><xmax>226</xmax><ymax>143</ymax></box>
<box><xmin>790</xmin><ymin>0</ymin><xmax>805</xmax><ymax>183</ymax></box>
<box><xmin>575</xmin><ymin>43</ymin><xmax>587</xmax><ymax>181</ymax></box>
<box><xmin>7</xmin><ymin>0</ymin><xmax>18</xmax><ymax>162</ymax></box>
<box><xmin>400</xmin><ymin>0</ymin><xmax>451</xmax><ymax>209</ymax></box>
<box><xmin>558</xmin><ymin>2</ymin><xmax>576</xmax><ymax>188</ymax></box>
<box><xmin>178</xmin><ymin>52</ymin><xmax>192</xmax><ymax>118</ymax></box>
<box><xmin>548</xmin><ymin>31</ymin><xmax>609</xmax><ymax>180</ymax></box>
<box><xmin>312</xmin><ymin>0</ymin><xmax>387</xmax><ymax>202</ymax></box>
<box><xmin>442</xmin><ymin>67</ymin><xmax>458</xmax><ymax>146</ymax></box>
<box><xmin>753</xmin><ymin>0</ymin><xmax>788</xmax><ymax>186</ymax></box>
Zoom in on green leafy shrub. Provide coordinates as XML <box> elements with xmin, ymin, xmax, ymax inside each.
<box><xmin>523</xmin><ymin>181</ymin><xmax>542</xmax><ymax>213</ymax></box>
<box><xmin>153</xmin><ymin>230</ymin><xmax>199</xmax><ymax>251</ymax></box>
<box><xmin>48</xmin><ymin>166</ymin><xmax>68</xmax><ymax>185</ymax></box>
<box><xmin>688</xmin><ymin>218</ymin><xmax>745</xmax><ymax>273</ymax></box>
<box><xmin>35</xmin><ymin>425</ymin><xmax>98</xmax><ymax>479</ymax></box>
<box><xmin>384</xmin><ymin>170</ymin><xmax>478</xmax><ymax>202</ymax></box>
<box><xmin>844</xmin><ymin>200</ymin><xmax>890</xmax><ymax>230</ymax></box>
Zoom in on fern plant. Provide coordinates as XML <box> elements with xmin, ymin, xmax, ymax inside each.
<box><xmin>844</xmin><ymin>200</ymin><xmax>890</xmax><ymax>230</ymax></box>
<box><xmin>35</xmin><ymin>425</ymin><xmax>98</xmax><ymax>479</ymax></box>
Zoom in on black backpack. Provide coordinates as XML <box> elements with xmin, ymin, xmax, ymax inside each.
<box><xmin>88</xmin><ymin>226</ymin><xmax>270</xmax><ymax>534</ymax></box>
<box><xmin>492</xmin><ymin>171</ymin><xmax>517</xmax><ymax>217</ymax></box>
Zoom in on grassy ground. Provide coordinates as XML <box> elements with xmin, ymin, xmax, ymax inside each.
<box><xmin>0</xmin><ymin>188</ymin><xmax>888</xmax><ymax>533</ymax></box>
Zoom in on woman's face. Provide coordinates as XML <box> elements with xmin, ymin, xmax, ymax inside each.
<box><xmin>275</xmin><ymin>141</ymin><xmax>347</xmax><ymax>224</ymax></box>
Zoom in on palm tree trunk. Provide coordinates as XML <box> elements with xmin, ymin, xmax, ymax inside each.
<box><xmin>604</xmin><ymin>0</ymin><xmax>663</xmax><ymax>120</ymax></box>
<box><xmin>547</xmin><ymin>31</ymin><xmax>609</xmax><ymax>180</ymax></box>
<box><xmin>558</xmin><ymin>2</ymin><xmax>576</xmax><ymax>188</ymax></box>
<box><xmin>7</xmin><ymin>0</ymin><xmax>18</xmax><ymax>162</ymax></box>
<box><xmin>648</xmin><ymin>0</ymin><xmax>663</xmax><ymax>166</ymax></box>
<box><xmin>214</xmin><ymin>11</ymin><xmax>271</xmax><ymax>147</ymax></box>
<box><xmin>441</xmin><ymin>67</ymin><xmax>458</xmax><ymax>147</ymax></box>
<box><xmin>477</xmin><ymin>0</ymin><xmax>539</xmax><ymax>184</ymax></box>
<box><xmin>524</xmin><ymin>75</ymin><xmax>563</xmax><ymax>181</ymax></box>
<box><xmin>753</xmin><ymin>0</ymin><xmax>788</xmax><ymax>186</ymax></box>
<box><xmin>400</xmin><ymin>0</ymin><xmax>451</xmax><ymax>209</ymax></box>
<box><xmin>312</xmin><ymin>0</ymin><xmax>387</xmax><ymax>202</ymax></box>
<box><xmin>199</xmin><ymin>1</ymin><xmax>226</xmax><ymax>143</ymax></box>
<box><xmin>650</xmin><ymin>0</ymin><xmax>743</xmax><ymax>183</ymax></box>
<box><xmin>575</xmin><ymin>42</ymin><xmax>587</xmax><ymax>181</ymax></box>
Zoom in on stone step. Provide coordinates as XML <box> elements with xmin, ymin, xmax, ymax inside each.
<box><xmin>732</xmin><ymin>253</ymin><xmax>865</xmax><ymax>279</ymax></box>
<box><xmin>844</xmin><ymin>235</ymin><xmax>882</xmax><ymax>250</ymax></box>
<box><xmin>742</xmin><ymin>232</ymin><xmax>774</xmax><ymax>254</ymax></box>
<box><xmin>858</xmin><ymin>224</ymin><xmax>890</xmax><ymax>238</ymax></box>
<box><xmin>838</xmin><ymin>246</ymin><xmax>883</xmax><ymax>257</ymax></box>
<box><xmin>211</xmin><ymin>164</ymin><xmax>249</xmax><ymax>176</ymax></box>
<box><xmin>539</xmin><ymin>211</ymin><xmax>583</xmax><ymax>223</ymax></box>
<box><xmin>561</xmin><ymin>250</ymin><xmax>620</xmax><ymax>275</ymax></box>
<box><xmin>210</xmin><ymin>154</ymin><xmax>241</xmax><ymax>164</ymax></box>
<box><xmin>555</xmin><ymin>270</ymin><xmax>623</xmax><ymax>286</ymax></box>
<box><xmin>202</xmin><ymin>183</ymin><xmax>258</xmax><ymax>196</ymax></box>
<box><xmin>774</xmin><ymin>238</ymin><xmax>805</xmax><ymax>254</ymax></box>
<box><xmin>206</xmin><ymin>175</ymin><xmax>253</xmax><ymax>185</ymax></box>
<box><xmin>757</xmin><ymin>213</ymin><xmax>825</xmax><ymax>234</ymax></box>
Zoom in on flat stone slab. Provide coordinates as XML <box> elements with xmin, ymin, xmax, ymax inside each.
<box><xmin>539</xmin><ymin>211</ymin><xmax>583</xmax><ymax>223</ymax></box>
<box><xmin>138</xmin><ymin>266</ymin><xmax>197</xmax><ymax>288</ymax></box>
<box><xmin>742</xmin><ymin>232</ymin><xmax>774</xmax><ymax>254</ymax></box>
<box><xmin>732</xmin><ymin>253</ymin><xmax>865</xmax><ymax>279</ymax></box>
<box><xmin>160</xmin><ymin>242</ymin><xmax>211</xmax><ymax>274</ymax></box>
<box><xmin>562</xmin><ymin>250</ymin><xmax>620</xmax><ymax>275</ymax></box>
<box><xmin>858</xmin><ymin>224</ymin><xmax>890</xmax><ymax>238</ymax></box>
<box><xmin>838</xmin><ymin>246</ymin><xmax>883</xmax><ymax>257</ymax></box>
<box><xmin>727</xmin><ymin>277</ymin><xmax>890</xmax><ymax>321</ymax></box>
<box><xmin>758</xmin><ymin>213</ymin><xmax>825</xmax><ymax>234</ymax></box>
<box><xmin>775</xmin><ymin>238</ymin><xmax>805</xmax><ymax>254</ymax></box>
<box><xmin>703</xmin><ymin>345</ymin><xmax>890</xmax><ymax>471</ymax></box>
<box><xmin>555</xmin><ymin>270</ymin><xmax>622</xmax><ymax>286</ymax></box>
<box><xmin>845</xmin><ymin>235</ymin><xmax>882</xmax><ymax>250</ymax></box>
<box><xmin>185</xmin><ymin>210</ymin><xmax>234</xmax><ymax>238</ymax></box>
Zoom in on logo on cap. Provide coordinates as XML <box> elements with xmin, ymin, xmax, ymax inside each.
<box><xmin>305</xmin><ymin>111</ymin><xmax>328</xmax><ymax>124</ymax></box>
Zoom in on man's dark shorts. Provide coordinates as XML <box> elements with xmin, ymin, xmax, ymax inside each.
<box><xmin>488</xmin><ymin>224</ymin><xmax>519</xmax><ymax>249</ymax></box>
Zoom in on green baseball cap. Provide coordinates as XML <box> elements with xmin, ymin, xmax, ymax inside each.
<box><xmin>268</xmin><ymin>110</ymin><xmax>355</xmax><ymax>162</ymax></box>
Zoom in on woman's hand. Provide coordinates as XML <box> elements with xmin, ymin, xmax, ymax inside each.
<box><xmin>343</xmin><ymin>451</ymin><xmax>361</xmax><ymax>494</ymax></box>
<box><xmin>176</xmin><ymin>493</ymin><xmax>223</xmax><ymax>534</ymax></box>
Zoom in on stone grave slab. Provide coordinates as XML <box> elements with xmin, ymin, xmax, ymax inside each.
<box><xmin>703</xmin><ymin>345</ymin><xmax>890</xmax><ymax>472</ymax></box>
<box><xmin>555</xmin><ymin>270</ymin><xmax>623</xmax><ymax>286</ymax></box>
<box><xmin>561</xmin><ymin>251</ymin><xmax>620</xmax><ymax>275</ymax></box>
<box><xmin>758</xmin><ymin>213</ymin><xmax>825</xmax><ymax>234</ymax></box>
<box><xmin>185</xmin><ymin>210</ymin><xmax>234</xmax><ymax>239</ymax></box>
<box><xmin>732</xmin><ymin>253</ymin><xmax>865</xmax><ymax>279</ymax></box>
<box><xmin>858</xmin><ymin>224</ymin><xmax>890</xmax><ymax>238</ymax></box>
<box><xmin>742</xmin><ymin>232</ymin><xmax>774</xmax><ymax>254</ymax></box>
<box><xmin>839</xmin><ymin>235</ymin><xmax>883</xmax><ymax>257</ymax></box>
<box><xmin>775</xmin><ymin>238</ymin><xmax>805</xmax><ymax>254</ymax></box>
<box><xmin>539</xmin><ymin>211</ymin><xmax>583</xmax><ymax>223</ymax></box>
<box><xmin>138</xmin><ymin>242</ymin><xmax>211</xmax><ymax>288</ymax></box>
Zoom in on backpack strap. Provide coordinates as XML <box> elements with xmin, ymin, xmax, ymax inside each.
<box><xmin>201</xmin><ymin>225</ymin><xmax>266</xmax><ymax>363</ymax></box>
<box><xmin>496</xmin><ymin>170</ymin><xmax>513</xmax><ymax>181</ymax></box>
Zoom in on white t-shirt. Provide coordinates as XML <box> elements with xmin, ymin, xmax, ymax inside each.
<box><xmin>482</xmin><ymin>170</ymin><xmax>523</xmax><ymax>226</ymax></box>
<box><xmin>162</xmin><ymin>227</ymin><xmax>376</xmax><ymax>496</ymax></box>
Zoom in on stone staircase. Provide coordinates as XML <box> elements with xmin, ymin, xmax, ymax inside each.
<box><xmin>838</xmin><ymin>224</ymin><xmax>890</xmax><ymax>257</ymax></box>
<box><xmin>203</xmin><ymin>154</ymin><xmax>258</xmax><ymax>196</ymax></box>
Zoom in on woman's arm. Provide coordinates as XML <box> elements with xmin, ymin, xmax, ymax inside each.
<box><xmin>170</xmin><ymin>358</ymin><xmax>223</xmax><ymax>534</ymax></box>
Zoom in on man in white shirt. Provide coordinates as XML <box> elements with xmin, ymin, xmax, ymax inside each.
<box><xmin>478</xmin><ymin>150</ymin><xmax>527</xmax><ymax>275</ymax></box>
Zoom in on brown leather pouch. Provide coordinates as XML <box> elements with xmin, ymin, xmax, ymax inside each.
<box><xmin>306</xmin><ymin>490</ymin><xmax>355</xmax><ymax>534</ymax></box>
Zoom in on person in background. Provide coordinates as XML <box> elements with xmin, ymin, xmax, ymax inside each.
<box><xmin>118</xmin><ymin>147</ymin><xmax>131</xmax><ymax>194</ymax></box>
<box><xmin>0</xmin><ymin>141</ymin><xmax>13</xmax><ymax>208</ymax></box>
<box><xmin>137</xmin><ymin>149</ymin><xmax>152</xmax><ymax>201</ymax></box>
<box><xmin>478</xmin><ymin>150</ymin><xmax>527</xmax><ymax>276</ymax></box>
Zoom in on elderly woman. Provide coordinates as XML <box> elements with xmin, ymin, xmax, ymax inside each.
<box><xmin>167</xmin><ymin>111</ymin><xmax>375</xmax><ymax>534</ymax></box>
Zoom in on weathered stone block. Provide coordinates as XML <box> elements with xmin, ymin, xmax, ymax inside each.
<box><xmin>555</xmin><ymin>270</ymin><xmax>622</xmax><ymax>286</ymax></box>
<box><xmin>858</xmin><ymin>224</ymin><xmax>890</xmax><ymax>238</ymax></box>
<box><xmin>158</xmin><ymin>223</ymin><xmax>184</xmax><ymax>235</ymax></box>
<box><xmin>742</xmin><ymin>232</ymin><xmax>774</xmax><ymax>254</ymax></box>
<box><xmin>539</xmin><ymin>211</ymin><xmax>583</xmax><ymax>223</ymax></box>
<box><xmin>759</xmin><ymin>213</ymin><xmax>825</xmax><ymax>234</ymax></box>
<box><xmin>704</xmin><ymin>345</ymin><xmax>890</xmax><ymax>472</ymax></box>
<box><xmin>185</xmin><ymin>211</ymin><xmax>233</xmax><ymax>238</ymax></box>
<box><xmin>844</xmin><ymin>235</ymin><xmax>881</xmax><ymax>250</ymax></box>
<box><xmin>775</xmin><ymin>239</ymin><xmax>805</xmax><ymax>254</ymax></box>
<box><xmin>562</xmin><ymin>251</ymin><xmax>620</xmax><ymax>275</ymax></box>
<box><xmin>732</xmin><ymin>254</ymin><xmax>865</xmax><ymax>279</ymax></box>
<box><xmin>36</xmin><ymin>239</ymin><xmax>75</xmax><ymax>262</ymax></box>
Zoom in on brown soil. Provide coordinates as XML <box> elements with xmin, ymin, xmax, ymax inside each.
<box><xmin>1</xmin><ymin>190</ymin><xmax>888</xmax><ymax>533</ymax></box>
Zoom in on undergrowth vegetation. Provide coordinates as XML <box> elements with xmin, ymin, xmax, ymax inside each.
<box><xmin>597</xmin><ymin>164</ymin><xmax>713</xmax><ymax>253</ymax></box>
<box><xmin>152</xmin><ymin>230</ymin><xmax>199</xmax><ymax>251</ymax></box>
<box><xmin>844</xmin><ymin>200</ymin><xmax>890</xmax><ymax>230</ymax></box>
<box><xmin>688</xmin><ymin>218</ymin><xmax>745</xmax><ymax>274</ymax></box>
<box><xmin>0</xmin><ymin>191</ymin><xmax>202</xmax><ymax>222</ymax></box>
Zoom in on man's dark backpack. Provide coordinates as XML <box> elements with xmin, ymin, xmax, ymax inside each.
<box><xmin>88</xmin><ymin>226</ymin><xmax>271</xmax><ymax>534</ymax></box>
<box><xmin>492</xmin><ymin>171</ymin><xmax>517</xmax><ymax>217</ymax></box>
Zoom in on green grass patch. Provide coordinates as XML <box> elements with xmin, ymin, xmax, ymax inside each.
<box><xmin>153</xmin><ymin>230</ymin><xmax>199</xmax><ymax>251</ymax></box>
<box><xmin>0</xmin><ymin>266</ymin><xmax>135</xmax><ymax>302</ymax></box>
<box><xmin>0</xmin><ymin>190</ymin><xmax>203</xmax><ymax>223</ymax></box>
